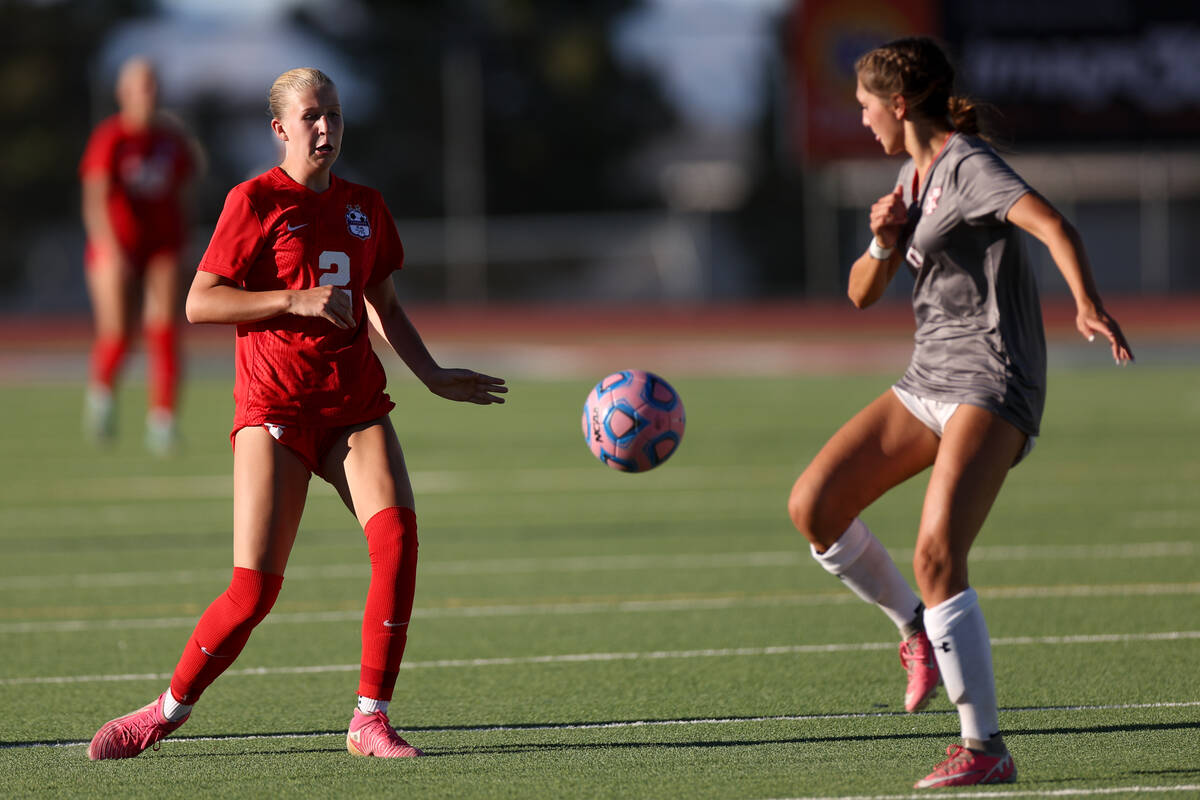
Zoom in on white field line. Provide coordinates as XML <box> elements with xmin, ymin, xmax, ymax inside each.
<box><xmin>0</xmin><ymin>466</ymin><xmax>785</xmax><ymax>504</ymax></box>
<box><xmin>2</xmin><ymin>630</ymin><xmax>1197</xmax><ymax>687</ymax></box>
<box><xmin>6</xmin><ymin>504</ymin><xmax>1192</xmax><ymax>537</ymax></box>
<box><xmin>3</xmin><ymin>582</ymin><xmax>1198</xmax><ymax>635</ymax></box>
<box><xmin>2</xmin><ymin>469</ymin><xmax>1196</xmax><ymax>528</ymax></box>
<box><xmin>1</xmin><ymin>540</ymin><xmax>1195</xmax><ymax>591</ymax></box>
<box><xmin>4</xmin><ymin>700</ymin><xmax>1198</xmax><ymax>753</ymax></box>
<box><xmin>772</xmin><ymin>784</ymin><xmax>1200</xmax><ymax>799</ymax></box>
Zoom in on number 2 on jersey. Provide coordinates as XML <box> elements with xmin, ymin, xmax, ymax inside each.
<box><xmin>318</xmin><ymin>250</ymin><xmax>353</xmax><ymax>312</ymax></box>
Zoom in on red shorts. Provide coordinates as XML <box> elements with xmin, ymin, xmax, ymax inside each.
<box><xmin>231</xmin><ymin>423</ymin><xmax>348</xmax><ymax>478</ymax></box>
<box><xmin>84</xmin><ymin>240</ymin><xmax>183</xmax><ymax>273</ymax></box>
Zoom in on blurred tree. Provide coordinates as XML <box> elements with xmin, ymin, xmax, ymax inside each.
<box><xmin>0</xmin><ymin>1</ymin><xmax>149</xmax><ymax>299</ymax></box>
<box><xmin>1</xmin><ymin>0</ymin><xmax>680</xmax><ymax>307</ymax></box>
<box><xmin>731</xmin><ymin>6</ymin><xmax>807</xmax><ymax>294</ymax></box>
<box><xmin>472</xmin><ymin>0</ymin><xmax>678</xmax><ymax>213</ymax></box>
<box><xmin>298</xmin><ymin>0</ymin><xmax>678</xmax><ymax>216</ymax></box>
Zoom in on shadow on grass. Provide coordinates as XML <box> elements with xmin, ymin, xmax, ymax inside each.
<box><xmin>423</xmin><ymin>718</ymin><xmax>1200</xmax><ymax>758</ymax></box>
<box><xmin>8</xmin><ymin>717</ymin><xmax>1198</xmax><ymax>758</ymax></box>
<box><xmin>1128</xmin><ymin>769</ymin><xmax>1200</xmax><ymax>778</ymax></box>
<box><xmin>1010</xmin><ymin>720</ymin><xmax>1200</xmax><ymax>738</ymax></box>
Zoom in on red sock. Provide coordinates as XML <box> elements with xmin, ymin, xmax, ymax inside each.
<box><xmin>170</xmin><ymin>567</ymin><xmax>283</xmax><ymax>704</ymax></box>
<box><xmin>90</xmin><ymin>336</ymin><xmax>129</xmax><ymax>389</ymax></box>
<box><xmin>145</xmin><ymin>324</ymin><xmax>179</xmax><ymax>414</ymax></box>
<box><xmin>358</xmin><ymin>507</ymin><xmax>419</xmax><ymax>701</ymax></box>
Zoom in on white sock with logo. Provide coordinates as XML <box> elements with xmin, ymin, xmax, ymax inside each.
<box><xmin>923</xmin><ymin>587</ymin><xmax>1001</xmax><ymax>744</ymax></box>
<box><xmin>810</xmin><ymin>517</ymin><xmax>923</xmax><ymax>634</ymax></box>
<box><xmin>161</xmin><ymin>689</ymin><xmax>193</xmax><ymax>722</ymax></box>
<box><xmin>357</xmin><ymin>696</ymin><xmax>389</xmax><ymax>715</ymax></box>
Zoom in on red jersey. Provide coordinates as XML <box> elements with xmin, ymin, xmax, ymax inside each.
<box><xmin>79</xmin><ymin>114</ymin><xmax>194</xmax><ymax>258</ymax></box>
<box><xmin>198</xmin><ymin>167</ymin><xmax>405</xmax><ymax>429</ymax></box>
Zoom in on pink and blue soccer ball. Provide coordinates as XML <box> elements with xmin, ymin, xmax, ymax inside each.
<box><xmin>582</xmin><ymin>369</ymin><xmax>685</xmax><ymax>472</ymax></box>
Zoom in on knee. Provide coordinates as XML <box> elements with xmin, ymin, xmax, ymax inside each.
<box><xmin>242</xmin><ymin>594</ymin><xmax>278</xmax><ymax>626</ymax></box>
<box><xmin>96</xmin><ymin>331</ymin><xmax>133</xmax><ymax>347</ymax></box>
<box><xmin>364</xmin><ymin>507</ymin><xmax>418</xmax><ymax>568</ymax></box>
<box><xmin>912</xmin><ymin>536</ymin><xmax>961</xmax><ymax>595</ymax></box>
<box><xmin>226</xmin><ymin>568</ymin><xmax>284</xmax><ymax>625</ymax></box>
<box><xmin>788</xmin><ymin>477</ymin><xmax>843</xmax><ymax>549</ymax></box>
<box><xmin>787</xmin><ymin>479</ymin><xmax>816</xmax><ymax>539</ymax></box>
<box><xmin>145</xmin><ymin>323</ymin><xmax>177</xmax><ymax>342</ymax></box>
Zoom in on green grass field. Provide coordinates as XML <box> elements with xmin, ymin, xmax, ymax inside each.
<box><xmin>1</xmin><ymin>363</ymin><xmax>1198</xmax><ymax>799</ymax></box>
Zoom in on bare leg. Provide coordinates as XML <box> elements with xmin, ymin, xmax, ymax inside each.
<box><xmin>232</xmin><ymin>425</ymin><xmax>312</xmax><ymax>573</ymax></box>
<box><xmin>83</xmin><ymin>257</ymin><xmax>139</xmax><ymax>440</ymax></box>
<box><xmin>85</xmin><ymin>255</ymin><xmax>139</xmax><ymax>349</ymax></box>
<box><xmin>789</xmin><ymin>389</ymin><xmax>940</xmax><ymax>549</ymax></box>
<box><xmin>323</xmin><ymin>416</ymin><xmax>415</xmax><ymax>526</ymax></box>
<box><xmin>163</xmin><ymin>426</ymin><xmax>311</xmax><ymax>710</ymax></box>
<box><xmin>142</xmin><ymin>252</ymin><xmax>180</xmax><ymax>329</ymax></box>
<box><xmin>142</xmin><ymin>253</ymin><xmax>182</xmax><ymax>451</ymax></box>
<box><xmin>323</xmin><ymin>417</ymin><xmax>420</xmax><ymax>722</ymax></box>
<box><xmin>915</xmin><ymin>404</ymin><xmax>1027</xmax><ymax>755</ymax></box>
<box><xmin>914</xmin><ymin>405</ymin><xmax>1027</xmax><ymax>605</ymax></box>
<box><xmin>790</xmin><ymin>389</ymin><xmax>944</xmax><ymax>711</ymax></box>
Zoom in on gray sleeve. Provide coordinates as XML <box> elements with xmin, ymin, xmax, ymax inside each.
<box><xmin>895</xmin><ymin>162</ymin><xmax>915</xmax><ymax>204</ymax></box>
<box><xmin>953</xmin><ymin>150</ymin><xmax>1031</xmax><ymax>226</ymax></box>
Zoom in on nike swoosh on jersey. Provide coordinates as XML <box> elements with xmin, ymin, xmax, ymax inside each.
<box><xmin>287</xmin><ymin>222</ymin><xmax>308</xmax><ymax>231</ymax></box>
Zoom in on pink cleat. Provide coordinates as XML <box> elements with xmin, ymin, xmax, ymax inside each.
<box><xmin>346</xmin><ymin>710</ymin><xmax>423</xmax><ymax>758</ymax></box>
<box><xmin>87</xmin><ymin>692</ymin><xmax>189</xmax><ymax>760</ymax></box>
<box><xmin>915</xmin><ymin>743</ymin><xmax>1016</xmax><ymax>788</ymax></box>
<box><xmin>899</xmin><ymin>631</ymin><xmax>940</xmax><ymax>712</ymax></box>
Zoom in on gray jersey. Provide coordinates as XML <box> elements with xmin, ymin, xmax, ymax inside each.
<box><xmin>892</xmin><ymin>133</ymin><xmax>1046</xmax><ymax>437</ymax></box>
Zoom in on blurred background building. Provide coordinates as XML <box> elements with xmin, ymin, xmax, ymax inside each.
<box><xmin>2</xmin><ymin>0</ymin><xmax>1198</xmax><ymax>314</ymax></box>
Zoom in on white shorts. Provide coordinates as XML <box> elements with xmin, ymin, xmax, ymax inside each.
<box><xmin>891</xmin><ymin>385</ymin><xmax>1036</xmax><ymax>464</ymax></box>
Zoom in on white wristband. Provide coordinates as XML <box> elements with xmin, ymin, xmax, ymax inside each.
<box><xmin>868</xmin><ymin>238</ymin><xmax>894</xmax><ymax>260</ymax></box>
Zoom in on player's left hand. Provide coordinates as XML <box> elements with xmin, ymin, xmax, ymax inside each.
<box><xmin>425</xmin><ymin>368</ymin><xmax>508</xmax><ymax>404</ymax></box>
<box><xmin>1077</xmin><ymin>306</ymin><xmax>1134</xmax><ymax>365</ymax></box>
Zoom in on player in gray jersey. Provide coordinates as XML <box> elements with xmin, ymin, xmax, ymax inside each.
<box><xmin>787</xmin><ymin>37</ymin><xmax>1132</xmax><ymax>789</ymax></box>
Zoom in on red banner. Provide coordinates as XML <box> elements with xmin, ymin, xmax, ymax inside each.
<box><xmin>791</xmin><ymin>0</ymin><xmax>938</xmax><ymax>164</ymax></box>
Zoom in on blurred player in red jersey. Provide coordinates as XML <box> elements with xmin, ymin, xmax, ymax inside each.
<box><xmin>87</xmin><ymin>68</ymin><xmax>507</xmax><ymax>761</ymax></box>
<box><xmin>80</xmin><ymin>56</ymin><xmax>200</xmax><ymax>453</ymax></box>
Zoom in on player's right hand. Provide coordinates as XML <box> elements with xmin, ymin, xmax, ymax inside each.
<box><xmin>869</xmin><ymin>185</ymin><xmax>907</xmax><ymax>249</ymax></box>
<box><xmin>290</xmin><ymin>285</ymin><xmax>354</xmax><ymax>329</ymax></box>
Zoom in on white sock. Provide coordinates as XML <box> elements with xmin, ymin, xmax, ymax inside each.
<box><xmin>161</xmin><ymin>689</ymin><xmax>193</xmax><ymax>722</ymax></box>
<box><xmin>923</xmin><ymin>588</ymin><xmax>1001</xmax><ymax>743</ymax></box>
<box><xmin>357</xmin><ymin>696</ymin><xmax>389</xmax><ymax>715</ymax></box>
<box><xmin>811</xmin><ymin>518</ymin><xmax>922</xmax><ymax>633</ymax></box>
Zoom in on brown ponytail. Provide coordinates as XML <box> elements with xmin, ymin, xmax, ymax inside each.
<box><xmin>948</xmin><ymin>95</ymin><xmax>981</xmax><ymax>136</ymax></box>
<box><xmin>857</xmin><ymin>37</ymin><xmax>992</xmax><ymax>141</ymax></box>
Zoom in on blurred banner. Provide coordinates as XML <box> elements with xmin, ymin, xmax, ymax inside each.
<box><xmin>791</xmin><ymin>0</ymin><xmax>1200</xmax><ymax>163</ymax></box>
<box><xmin>946</xmin><ymin>0</ymin><xmax>1200</xmax><ymax>145</ymax></box>
<box><xmin>789</xmin><ymin>0</ymin><xmax>938</xmax><ymax>164</ymax></box>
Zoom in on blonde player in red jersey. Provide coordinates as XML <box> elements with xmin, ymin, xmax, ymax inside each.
<box><xmin>80</xmin><ymin>57</ymin><xmax>200</xmax><ymax>452</ymax></box>
<box><xmin>88</xmin><ymin>68</ymin><xmax>507</xmax><ymax>761</ymax></box>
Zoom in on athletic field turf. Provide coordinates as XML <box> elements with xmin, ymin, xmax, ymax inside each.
<box><xmin>1</xmin><ymin>335</ymin><xmax>1198</xmax><ymax>798</ymax></box>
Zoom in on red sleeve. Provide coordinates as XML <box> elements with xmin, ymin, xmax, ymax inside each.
<box><xmin>198</xmin><ymin>186</ymin><xmax>266</xmax><ymax>283</ymax></box>
<box><xmin>367</xmin><ymin>193</ymin><xmax>404</xmax><ymax>287</ymax></box>
<box><xmin>79</xmin><ymin>120</ymin><xmax>117</xmax><ymax>179</ymax></box>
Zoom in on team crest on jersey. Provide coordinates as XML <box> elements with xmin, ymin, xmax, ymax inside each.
<box><xmin>345</xmin><ymin>204</ymin><xmax>371</xmax><ymax>239</ymax></box>
<box><xmin>923</xmin><ymin>186</ymin><xmax>942</xmax><ymax>216</ymax></box>
<box><xmin>906</xmin><ymin>245</ymin><xmax>925</xmax><ymax>269</ymax></box>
